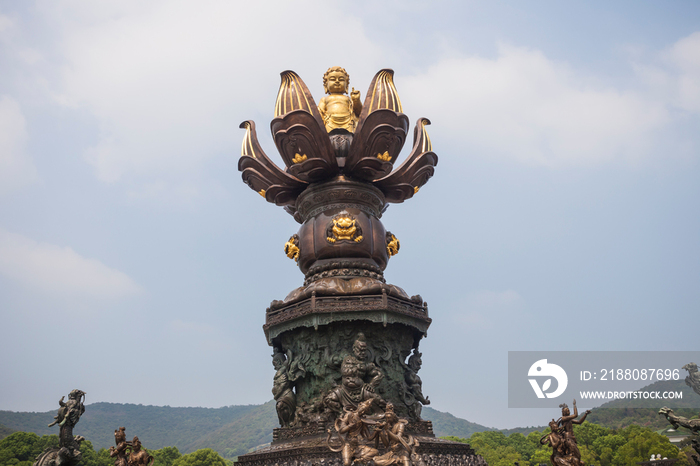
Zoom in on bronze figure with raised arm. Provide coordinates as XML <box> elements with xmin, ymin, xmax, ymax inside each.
<box><xmin>557</xmin><ymin>400</ymin><xmax>591</xmax><ymax>465</ymax></box>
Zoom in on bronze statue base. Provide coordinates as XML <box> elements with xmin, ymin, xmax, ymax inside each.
<box><xmin>235</xmin><ymin>435</ymin><xmax>486</xmax><ymax>466</ymax></box>
<box><xmin>33</xmin><ymin>447</ymin><xmax>82</xmax><ymax>466</ymax></box>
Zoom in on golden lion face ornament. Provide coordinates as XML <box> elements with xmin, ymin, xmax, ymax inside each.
<box><xmin>327</xmin><ymin>213</ymin><xmax>363</xmax><ymax>243</ymax></box>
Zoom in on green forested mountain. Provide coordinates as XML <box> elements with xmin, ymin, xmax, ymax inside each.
<box><xmin>0</xmin><ymin>402</ymin><xmax>490</xmax><ymax>459</ymax></box>
<box><xmin>586</xmin><ymin>379</ymin><xmax>699</xmax><ymax>430</ymax></box>
<box><xmin>448</xmin><ymin>378</ymin><xmax>700</xmax><ymax>466</ymax></box>
<box><xmin>421</xmin><ymin>407</ymin><xmax>494</xmax><ymax>437</ymax></box>
<box><xmin>1</xmin><ymin>377</ymin><xmax>696</xmax><ymax>461</ymax></box>
<box><xmin>591</xmin><ymin>379</ymin><xmax>698</xmax><ymax>409</ymax></box>
<box><xmin>499</xmin><ymin>425</ymin><xmax>548</xmax><ymax>437</ymax></box>
<box><xmin>0</xmin><ymin>402</ymin><xmax>274</xmax><ymax>459</ymax></box>
<box><xmin>497</xmin><ymin>379</ymin><xmax>699</xmax><ymax>435</ymax></box>
<box><xmin>179</xmin><ymin>401</ymin><xmax>277</xmax><ymax>458</ymax></box>
<box><xmin>0</xmin><ymin>424</ymin><xmax>14</xmax><ymax>440</ymax></box>
<box><xmin>448</xmin><ymin>423</ymin><xmax>693</xmax><ymax>466</ymax></box>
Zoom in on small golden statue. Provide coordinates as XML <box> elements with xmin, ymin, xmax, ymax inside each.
<box><xmin>318</xmin><ymin>66</ymin><xmax>362</xmax><ymax>133</ymax></box>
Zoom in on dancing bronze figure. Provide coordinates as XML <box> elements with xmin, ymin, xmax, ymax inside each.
<box><xmin>539</xmin><ymin>400</ymin><xmax>590</xmax><ymax>466</ymax></box>
<box><xmin>34</xmin><ymin>389</ymin><xmax>86</xmax><ymax>466</ymax></box>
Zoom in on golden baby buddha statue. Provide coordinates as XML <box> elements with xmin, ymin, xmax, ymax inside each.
<box><xmin>318</xmin><ymin>66</ymin><xmax>363</xmax><ymax>133</ymax></box>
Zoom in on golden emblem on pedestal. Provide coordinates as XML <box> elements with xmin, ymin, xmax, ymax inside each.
<box><xmin>386</xmin><ymin>232</ymin><xmax>400</xmax><ymax>256</ymax></box>
<box><xmin>327</xmin><ymin>213</ymin><xmax>363</xmax><ymax>244</ymax></box>
<box><xmin>284</xmin><ymin>234</ymin><xmax>300</xmax><ymax>262</ymax></box>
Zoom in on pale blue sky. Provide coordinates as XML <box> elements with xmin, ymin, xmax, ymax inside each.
<box><xmin>0</xmin><ymin>1</ymin><xmax>698</xmax><ymax>428</ymax></box>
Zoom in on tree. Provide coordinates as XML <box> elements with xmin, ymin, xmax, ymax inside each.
<box><xmin>591</xmin><ymin>433</ymin><xmax>625</xmax><ymax>466</ymax></box>
<box><xmin>507</xmin><ymin>432</ymin><xmax>537</xmax><ymax>462</ymax></box>
<box><xmin>92</xmin><ymin>447</ymin><xmax>115</xmax><ymax>466</ymax></box>
<box><xmin>0</xmin><ymin>431</ymin><xmax>42</xmax><ymax>465</ymax></box>
<box><xmin>172</xmin><ymin>448</ymin><xmax>231</xmax><ymax>466</ymax></box>
<box><xmin>612</xmin><ymin>428</ymin><xmax>686</xmax><ymax>466</ymax></box>
<box><xmin>578</xmin><ymin>444</ymin><xmax>597</xmax><ymax>466</ymax></box>
<box><xmin>467</xmin><ymin>432</ymin><xmax>523</xmax><ymax>466</ymax></box>
<box><xmin>152</xmin><ymin>446</ymin><xmax>182</xmax><ymax>466</ymax></box>
<box><xmin>529</xmin><ymin>447</ymin><xmax>551</xmax><ymax>466</ymax></box>
<box><xmin>573</xmin><ymin>422</ymin><xmax>610</xmax><ymax>447</ymax></box>
<box><xmin>0</xmin><ymin>432</ymin><xmax>117</xmax><ymax>466</ymax></box>
<box><xmin>441</xmin><ymin>436</ymin><xmax>469</xmax><ymax>444</ymax></box>
<box><xmin>76</xmin><ymin>440</ymin><xmax>118</xmax><ymax>466</ymax></box>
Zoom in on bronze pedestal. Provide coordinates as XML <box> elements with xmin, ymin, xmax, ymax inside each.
<box><xmin>235</xmin><ymin>68</ymin><xmax>485</xmax><ymax>466</ymax></box>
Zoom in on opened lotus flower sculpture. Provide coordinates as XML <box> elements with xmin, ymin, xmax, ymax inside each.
<box><xmin>238</xmin><ymin>68</ymin><xmax>438</xmax><ymax>308</ymax></box>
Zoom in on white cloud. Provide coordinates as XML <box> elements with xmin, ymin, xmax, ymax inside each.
<box><xmin>39</xmin><ymin>0</ymin><xmax>382</xmax><ymax>183</ymax></box>
<box><xmin>0</xmin><ymin>12</ymin><xmax>45</xmax><ymax>69</ymax></box>
<box><xmin>0</xmin><ymin>14</ymin><xmax>13</xmax><ymax>33</ymax></box>
<box><xmin>10</xmin><ymin>3</ymin><xmax>698</xmax><ymax>184</ymax></box>
<box><xmin>402</xmin><ymin>44</ymin><xmax>670</xmax><ymax>167</ymax></box>
<box><xmin>632</xmin><ymin>31</ymin><xmax>700</xmax><ymax>117</ymax></box>
<box><xmin>0</xmin><ymin>228</ymin><xmax>141</xmax><ymax>298</ymax></box>
<box><xmin>665</xmin><ymin>31</ymin><xmax>700</xmax><ymax>113</ymax></box>
<box><xmin>0</xmin><ymin>96</ymin><xmax>38</xmax><ymax>194</ymax></box>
